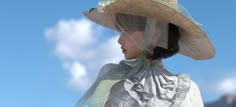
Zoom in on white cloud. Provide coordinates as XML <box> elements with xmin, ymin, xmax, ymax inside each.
<box><xmin>200</xmin><ymin>70</ymin><xmax>236</xmax><ymax>102</ymax></box>
<box><xmin>45</xmin><ymin>18</ymin><xmax>123</xmax><ymax>91</ymax></box>
<box><xmin>218</xmin><ymin>78</ymin><xmax>236</xmax><ymax>94</ymax></box>
<box><xmin>65</xmin><ymin>61</ymin><xmax>92</xmax><ymax>91</ymax></box>
<box><xmin>45</xmin><ymin>19</ymin><xmax>96</xmax><ymax>60</ymax></box>
<box><xmin>198</xmin><ymin>71</ymin><xmax>236</xmax><ymax>102</ymax></box>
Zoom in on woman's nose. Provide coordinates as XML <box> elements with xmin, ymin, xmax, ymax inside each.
<box><xmin>118</xmin><ymin>33</ymin><xmax>124</xmax><ymax>45</ymax></box>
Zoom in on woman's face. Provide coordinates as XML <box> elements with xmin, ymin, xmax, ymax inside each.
<box><xmin>118</xmin><ymin>31</ymin><xmax>144</xmax><ymax>59</ymax></box>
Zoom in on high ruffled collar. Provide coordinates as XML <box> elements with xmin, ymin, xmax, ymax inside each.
<box><xmin>121</xmin><ymin>55</ymin><xmax>164</xmax><ymax>68</ymax></box>
<box><xmin>118</xmin><ymin>55</ymin><xmax>191</xmax><ymax>106</ymax></box>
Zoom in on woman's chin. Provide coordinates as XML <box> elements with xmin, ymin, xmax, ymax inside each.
<box><xmin>124</xmin><ymin>55</ymin><xmax>131</xmax><ymax>60</ymax></box>
<box><xmin>124</xmin><ymin>55</ymin><xmax>136</xmax><ymax>60</ymax></box>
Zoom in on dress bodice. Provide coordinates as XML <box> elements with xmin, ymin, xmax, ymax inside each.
<box><xmin>104</xmin><ymin>58</ymin><xmax>192</xmax><ymax>107</ymax></box>
<box><xmin>76</xmin><ymin>57</ymin><xmax>204</xmax><ymax>107</ymax></box>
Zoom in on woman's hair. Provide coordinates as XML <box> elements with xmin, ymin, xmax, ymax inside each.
<box><xmin>115</xmin><ymin>13</ymin><xmax>180</xmax><ymax>60</ymax></box>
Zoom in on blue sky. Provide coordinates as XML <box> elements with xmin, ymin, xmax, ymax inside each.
<box><xmin>0</xmin><ymin>0</ymin><xmax>236</xmax><ymax>107</ymax></box>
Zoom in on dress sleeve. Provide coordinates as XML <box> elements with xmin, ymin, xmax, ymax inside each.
<box><xmin>181</xmin><ymin>80</ymin><xmax>204</xmax><ymax>107</ymax></box>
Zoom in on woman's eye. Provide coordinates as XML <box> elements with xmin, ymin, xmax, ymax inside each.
<box><xmin>127</xmin><ymin>30</ymin><xmax>134</xmax><ymax>34</ymax></box>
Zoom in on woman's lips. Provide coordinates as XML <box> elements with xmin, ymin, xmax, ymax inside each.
<box><xmin>122</xmin><ymin>49</ymin><xmax>126</xmax><ymax>53</ymax></box>
<box><xmin>121</xmin><ymin>47</ymin><xmax>126</xmax><ymax>53</ymax></box>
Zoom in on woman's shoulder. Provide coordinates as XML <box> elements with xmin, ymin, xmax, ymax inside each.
<box><xmin>189</xmin><ymin>80</ymin><xmax>201</xmax><ymax>92</ymax></box>
<box><xmin>181</xmin><ymin>80</ymin><xmax>204</xmax><ymax>106</ymax></box>
<box><xmin>97</xmin><ymin>63</ymin><xmax>119</xmax><ymax>79</ymax></box>
<box><xmin>177</xmin><ymin>74</ymin><xmax>200</xmax><ymax>92</ymax></box>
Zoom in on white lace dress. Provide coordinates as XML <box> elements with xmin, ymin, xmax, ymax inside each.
<box><xmin>97</xmin><ymin>60</ymin><xmax>204</xmax><ymax>107</ymax></box>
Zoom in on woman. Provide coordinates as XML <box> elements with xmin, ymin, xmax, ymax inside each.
<box><xmin>76</xmin><ymin>0</ymin><xmax>215</xmax><ymax>107</ymax></box>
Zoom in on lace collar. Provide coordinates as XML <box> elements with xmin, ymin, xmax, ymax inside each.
<box><xmin>119</xmin><ymin>55</ymin><xmax>191</xmax><ymax>106</ymax></box>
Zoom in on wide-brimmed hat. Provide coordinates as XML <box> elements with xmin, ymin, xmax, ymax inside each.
<box><xmin>83</xmin><ymin>0</ymin><xmax>215</xmax><ymax>60</ymax></box>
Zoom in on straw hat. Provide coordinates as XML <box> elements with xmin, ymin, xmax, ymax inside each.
<box><xmin>83</xmin><ymin>0</ymin><xmax>215</xmax><ymax>60</ymax></box>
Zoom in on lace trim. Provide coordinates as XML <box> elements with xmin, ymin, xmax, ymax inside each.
<box><xmin>123</xmin><ymin>67</ymin><xmax>191</xmax><ymax>106</ymax></box>
<box><xmin>171</xmin><ymin>74</ymin><xmax>191</xmax><ymax>106</ymax></box>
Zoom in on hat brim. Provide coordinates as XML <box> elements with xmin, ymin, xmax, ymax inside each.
<box><xmin>84</xmin><ymin>0</ymin><xmax>215</xmax><ymax>60</ymax></box>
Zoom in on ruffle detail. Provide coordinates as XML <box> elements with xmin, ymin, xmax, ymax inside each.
<box><xmin>122</xmin><ymin>58</ymin><xmax>191</xmax><ymax>107</ymax></box>
<box><xmin>171</xmin><ymin>74</ymin><xmax>191</xmax><ymax>106</ymax></box>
